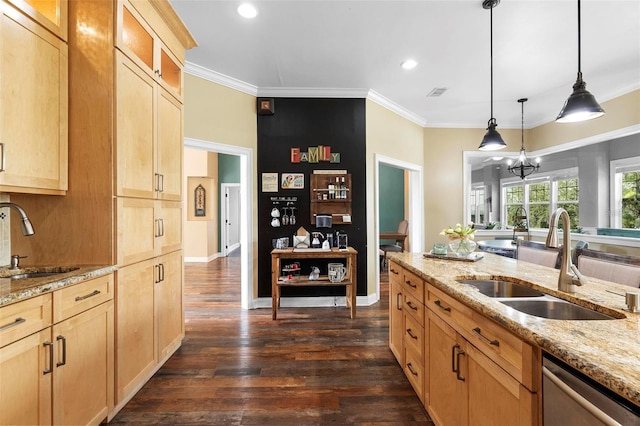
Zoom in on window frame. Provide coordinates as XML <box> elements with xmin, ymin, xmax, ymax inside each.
<box><xmin>610</xmin><ymin>156</ymin><xmax>640</xmax><ymax>229</ymax></box>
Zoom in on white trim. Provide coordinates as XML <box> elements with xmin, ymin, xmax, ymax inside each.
<box><xmin>367</xmin><ymin>90</ymin><xmax>427</xmax><ymax>127</ymax></box>
<box><xmin>184</xmin><ymin>137</ymin><xmax>255</xmax><ymax>310</ymax></box>
<box><xmin>610</xmin><ymin>156</ymin><xmax>640</xmax><ymax>229</ymax></box>
<box><xmin>220</xmin><ymin>183</ymin><xmax>241</xmax><ymax>257</ymax></box>
<box><xmin>184</xmin><ymin>253</ymin><xmax>222</xmax><ymax>263</ymax></box>
<box><xmin>374</xmin><ymin>154</ymin><xmax>424</xmax><ymax>300</ymax></box>
<box><xmin>258</xmin><ymin>87</ymin><xmax>368</xmax><ymax>98</ymax></box>
<box><xmin>185</xmin><ymin>62</ymin><xmax>258</xmax><ymax>96</ymax></box>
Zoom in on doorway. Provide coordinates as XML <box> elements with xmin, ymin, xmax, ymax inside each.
<box><xmin>184</xmin><ymin>137</ymin><xmax>254</xmax><ymax>310</ymax></box>
<box><xmin>221</xmin><ymin>183</ymin><xmax>241</xmax><ymax>256</ymax></box>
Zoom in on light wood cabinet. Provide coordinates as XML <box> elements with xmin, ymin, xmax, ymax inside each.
<box><xmin>156</xmin><ymin>251</ymin><xmax>183</xmax><ymax>361</ymax></box>
<box><xmin>388</xmin><ymin>266</ymin><xmax>403</xmax><ymax>362</ymax></box>
<box><xmin>0</xmin><ymin>0</ymin><xmax>68</xmax><ymax>195</ymax></box>
<box><xmin>0</xmin><ymin>274</ymin><xmax>114</xmax><ymax>426</ymax></box>
<box><xmin>389</xmin><ymin>263</ymin><xmax>539</xmax><ymax>426</ymax></box>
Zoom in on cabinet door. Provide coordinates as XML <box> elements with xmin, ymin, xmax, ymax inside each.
<box><xmin>156</xmin><ymin>251</ymin><xmax>183</xmax><ymax>361</ymax></box>
<box><xmin>115</xmin><ymin>50</ymin><xmax>156</xmax><ymax>199</ymax></box>
<box><xmin>52</xmin><ymin>301</ymin><xmax>114</xmax><ymax>426</ymax></box>
<box><xmin>117</xmin><ymin>197</ymin><xmax>156</xmax><ymax>266</ymax></box>
<box><xmin>156</xmin><ymin>87</ymin><xmax>183</xmax><ymax>201</ymax></box>
<box><xmin>0</xmin><ymin>329</ymin><xmax>52</xmax><ymax>425</ymax></box>
<box><xmin>388</xmin><ymin>279</ymin><xmax>403</xmax><ymax>362</ymax></box>
<box><xmin>157</xmin><ymin>200</ymin><xmax>182</xmax><ymax>255</ymax></box>
<box><xmin>5</xmin><ymin>0</ymin><xmax>67</xmax><ymax>40</ymax></box>
<box><xmin>427</xmin><ymin>311</ymin><xmax>468</xmax><ymax>426</ymax></box>
<box><xmin>0</xmin><ymin>2</ymin><xmax>68</xmax><ymax>194</ymax></box>
<box><xmin>466</xmin><ymin>343</ymin><xmax>537</xmax><ymax>426</ymax></box>
<box><xmin>116</xmin><ymin>259</ymin><xmax>156</xmax><ymax>404</ymax></box>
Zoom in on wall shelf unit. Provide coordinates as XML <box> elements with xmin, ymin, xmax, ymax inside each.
<box><xmin>310</xmin><ymin>173</ymin><xmax>352</xmax><ymax>225</ymax></box>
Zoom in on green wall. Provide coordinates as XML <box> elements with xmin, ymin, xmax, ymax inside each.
<box><xmin>218</xmin><ymin>153</ymin><xmax>241</xmax><ymax>251</ymax></box>
<box><xmin>379</xmin><ymin>164</ymin><xmax>405</xmax><ymax>238</ymax></box>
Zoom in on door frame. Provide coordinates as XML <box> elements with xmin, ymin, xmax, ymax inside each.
<box><xmin>220</xmin><ymin>183</ymin><xmax>241</xmax><ymax>256</ymax></box>
<box><xmin>184</xmin><ymin>137</ymin><xmax>254</xmax><ymax>310</ymax></box>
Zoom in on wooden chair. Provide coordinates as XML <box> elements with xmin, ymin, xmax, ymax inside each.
<box><xmin>516</xmin><ymin>240</ymin><xmax>562</xmax><ymax>269</ymax></box>
<box><xmin>380</xmin><ymin>220</ymin><xmax>409</xmax><ymax>271</ymax></box>
<box><xmin>574</xmin><ymin>248</ymin><xmax>640</xmax><ymax>288</ymax></box>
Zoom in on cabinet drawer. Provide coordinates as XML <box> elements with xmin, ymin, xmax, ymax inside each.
<box><xmin>0</xmin><ymin>294</ymin><xmax>52</xmax><ymax>347</ymax></box>
<box><xmin>428</xmin><ymin>285</ymin><xmax>538</xmax><ymax>391</ymax></box>
<box><xmin>403</xmin><ymin>292</ymin><xmax>424</xmax><ymax>327</ymax></box>
<box><xmin>404</xmin><ymin>345</ymin><xmax>424</xmax><ymax>401</ymax></box>
<box><xmin>53</xmin><ymin>274</ymin><xmax>114</xmax><ymax>323</ymax></box>
<box><xmin>388</xmin><ymin>261</ymin><xmax>403</xmax><ymax>287</ymax></box>
<box><xmin>403</xmin><ymin>312</ymin><xmax>424</xmax><ymax>359</ymax></box>
<box><xmin>403</xmin><ymin>269</ymin><xmax>424</xmax><ymax>303</ymax></box>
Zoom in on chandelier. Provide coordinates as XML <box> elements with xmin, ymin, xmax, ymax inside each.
<box><xmin>508</xmin><ymin>98</ymin><xmax>540</xmax><ymax>179</ymax></box>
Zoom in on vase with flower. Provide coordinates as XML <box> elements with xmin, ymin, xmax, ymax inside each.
<box><xmin>440</xmin><ymin>222</ymin><xmax>477</xmax><ymax>258</ymax></box>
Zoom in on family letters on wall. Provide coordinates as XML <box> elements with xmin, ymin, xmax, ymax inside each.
<box><xmin>291</xmin><ymin>146</ymin><xmax>340</xmax><ymax>163</ymax></box>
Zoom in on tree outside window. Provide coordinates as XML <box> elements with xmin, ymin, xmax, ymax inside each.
<box><xmin>528</xmin><ymin>182</ymin><xmax>550</xmax><ymax>228</ymax></box>
<box><xmin>557</xmin><ymin>178</ymin><xmax>580</xmax><ymax>230</ymax></box>
<box><xmin>504</xmin><ymin>185</ymin><xmax>523</xmax><ymax>228</ymax></box>
<box><xmin>622</xmin><ymin>171</ymin><xmax>640</xmax><ymax>228</ymax></box>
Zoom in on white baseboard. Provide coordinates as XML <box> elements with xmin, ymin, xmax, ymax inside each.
<box><xmin>184</xmin><ymin>253</ymin><xmax>222</xmax><ymax>263</ymax></box>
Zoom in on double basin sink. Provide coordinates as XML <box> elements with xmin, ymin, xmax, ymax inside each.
<box><xmin>457</xmin><ymin>279</ymin><xmax>623</xmax><ymax>320</ymax></box>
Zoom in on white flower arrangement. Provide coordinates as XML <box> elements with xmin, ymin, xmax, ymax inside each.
<box><xmin>440</xmin><ymin>222</ymin><xmax>476</xmax><ymax>240</ymax></box>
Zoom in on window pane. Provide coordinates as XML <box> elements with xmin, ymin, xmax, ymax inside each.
<box><xmin>506</xmin><ymin>186</ymin><xmax>523</xmax><ymax>204</ymax></box>
<box><xmin>558</xmin><ymin>203</ymin><xmax>580</xmax><ymax>229</ymax></box>
<box><xmin>558</xmin><ymin>178</ymin><xmax>579</xmax><ymax>202</ymax></box>
<box><xmin>529</xmin><ymin>182</ymin><xmax>549</xmax><ymax>202</ymax></box>
<box><xmin>622</xmin><ymin>171</ymin><xmax>640</xmax><ymax>228</ymax></box>
<box><xmin>529</xmin><ymin>204</ymin><xmax>550</xmax><ymax>228</ymax></box>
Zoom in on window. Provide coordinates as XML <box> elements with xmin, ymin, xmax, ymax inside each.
<box><xmin>500</xmin><ymin>168</ymin><xmax>578</xmax><ymax>230</ymax></box>
<box><xmin>612</xmin><ymin>157</ymin><xmax>640</xmax><ymax>229</ymax></box>
<box><xmin>470</xmin><ymin>186</ymin><xmax>485</xmax><ymax>225</ymax></box>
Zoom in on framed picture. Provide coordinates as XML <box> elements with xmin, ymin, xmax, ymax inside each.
<box><xmin>281</xmin><ymin>173</ymin><xmax>304</xmax><ymax>189</ymax></box>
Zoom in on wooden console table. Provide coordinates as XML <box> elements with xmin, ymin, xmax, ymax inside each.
<box><xmin>271</xmin><ymin>247</ymin><xmax>357</xmax><ymax>320</ymax></box>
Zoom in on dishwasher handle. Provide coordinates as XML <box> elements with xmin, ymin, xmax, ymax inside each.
<box><xmin>542</xmin><ymin>366</ymin><xmax>623</xmax><ymax>426</ymax></box>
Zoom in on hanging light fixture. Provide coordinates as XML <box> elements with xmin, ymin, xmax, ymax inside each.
<box><xmin>556</xmin><ymin>0</ymin><xmax>604</xmax><ymax>123</ymax></box>
<box><xmin>478</xmin><ymin>0</ymin><xmax>506</xmax><ymax>151</ymax></box>
<box><xmin>508</xmin><ymin>98</ymin><xmax>540</xmax><ymax>179</ymax></box>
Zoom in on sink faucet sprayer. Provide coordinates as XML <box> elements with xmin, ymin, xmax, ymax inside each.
<box><xmin>545</xmin><ymin>208</ymin><xmax>587</xmax><ymax>293</ymax></box>
<box><xmin>0</xmin><ymin>202</ymin><xmax>35</xmax><ymax>236</ymax></box>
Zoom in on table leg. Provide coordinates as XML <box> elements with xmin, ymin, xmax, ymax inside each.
<box><xmin>350</xmin><ymin>253</ymin><xmax>356</xmax><ymax>319</ymax></box>
<box><xmin>272</xmin><ymin>254</ymin><xmax>279</xmax><ymax>320</ymax></box>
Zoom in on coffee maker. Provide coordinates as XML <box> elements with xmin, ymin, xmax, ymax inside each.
<box><xmin>335</xmin><ymin>230</ymin><xmax>348</xmax><ymax>250</ymax></box>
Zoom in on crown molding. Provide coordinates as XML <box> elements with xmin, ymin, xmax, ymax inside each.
<box><xmin>185</xmin><ymin>62</ymin><xmax>258</xmax><ymax>96</ymax></box>
<box><xmin>366</xmin><ymin>90</ymin><xmax>427</xmax><ymax>127</ymax></box>
<box><xmin>257</xmin><ymin>87</ymin><xmax>368</xmax><ymax>98</ymax></box>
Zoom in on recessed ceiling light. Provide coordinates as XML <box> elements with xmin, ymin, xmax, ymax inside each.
<box><xmin>401</xmin><ymin>59</ymin><xmax>417</xmax><ymax>70</ymax></box>
<box><xmin>237</xmin><ymin>3</ymin><xmax>257</xmax><ymax>19</ymax></box>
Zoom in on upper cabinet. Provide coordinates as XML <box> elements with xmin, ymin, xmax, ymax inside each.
<box><xmin>0</xmin><ymin>0</ymin><xmax>68</xmax><ymax>195</ymax></box>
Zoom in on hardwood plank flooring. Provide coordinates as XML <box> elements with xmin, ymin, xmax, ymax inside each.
<box><xmin>110</xmin><ymin>252</ymin><xmax>433</xmax><ymax>425</ymax></box>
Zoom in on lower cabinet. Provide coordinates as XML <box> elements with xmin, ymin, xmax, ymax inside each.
<box><xmin>0</xmin><ymin>275</ymin><xmax>114</xmax><ymax>425</ymax></box>
<box><xmin>116</xmin><ymin>250</ymin><xmax>183</xmax><ymax>406</ymax></box>
<box><xmin>388</xmin><ymin>268</ymin><xmax>403</xmax><ymax>362</ymax></box>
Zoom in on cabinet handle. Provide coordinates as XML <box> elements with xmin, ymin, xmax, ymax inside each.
<box><xmin>0</xmin><ymin>317</ymin><xmax>25</xmax><ymax>331</ymax></box>
<box><xmin>155</xmin><ymin>69</ymin><xmax>163</xmax><ymax>78</ymax></box>
<box><xmin>155</xmin><ymin>264</ymin><xmax>161</xmax><ymax>284</ymax></box>
<box><xmin>0</xmin><ymin>142</ymin><xmax>5</xmax><ymax>172</ymax></box>
<box><xmin>160</xmin><ymin>174</ymin><xmax>164</xmax><ymax>192</ymax></box>
<box><xmin>160</xmin><ymin>218</ymin><xmax>165</xmax><ymax>237</ymax></box>
<box><xmin>160</xmin><ymin>263</ymin><xmax>165</xmax><ymax>282</ymax></box>
<box><xmin>155</xmin><ymin>173</ymin><xmax>161</xmax><ymax>192</ymax></box>
<box><xmin>56</xmin><ymin>335</ymin><xmax>67</xmax><ymax>367</ymax></box>
<box><xmin>451</xmin><ymin>343</ymin><xmax>459</xmax><ymax>373</ymax></box>
<box><xmin>406</xmin><ymin>362</ymin><xmax>419</xmax><ymax>377</ymax></box>
<box><xmin>390</xmin><ymin>268</ymin><xmax>399</xmax><ymax>275</ymax></box>
<box><xmin>434</xmin><ymin>300</ymin><xmax>451</xmax><ymax>312</ymax></box>
<box><xmin>406</xmin><ymin>328</ymin><xmax>418</xmax><ymax>340</ymax></box>
<box><xmin>405</xmin><ymin>279</ymin><xmax>417</xmax><ymax>288</ymax></box>
<box><xmin>472</xmin><ymin>327</ymin><xmax>500</xmax><ymax>347</ymax></box>
<box><xmin>406</xmin><ymin>300</ymin><xmax>418</xmax><ymax>311</ymax></box>
<box><xmin>396</xmin><ymin>293</ymin><xmax>402</xmax><ymax>311</ymax></box>
<box><xmin>43</xmin><ymin>341</ymin><xmax>53</xmax><ymax>375</ymax></box>
<box><xmin>456</xmin><ymin>349</ymin><xmax>466</xmax><ymax>382</ymax></box>
<box><xmin>75</xmin><ymin>289</ymin><xmax>101</xmax><ymax>301</ymax></box>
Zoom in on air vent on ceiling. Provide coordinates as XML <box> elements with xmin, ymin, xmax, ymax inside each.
<box><xmin>427</xmin><ymin>87</ymin><xmax>447</xmax><ymax>97</ymax></box>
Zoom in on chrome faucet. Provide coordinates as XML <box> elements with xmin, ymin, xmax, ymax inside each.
<box><xmin>0</xmin><ymin>202</ymin><xmax>35</xmax><ymax>236</ymax></box>
<box><xmin>545</xmin><ymin>208</ymin><xmax>587</xmax><ymax>293</ymax></box>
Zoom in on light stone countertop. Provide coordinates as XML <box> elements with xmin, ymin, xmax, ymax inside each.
<box><xmin>0</xmin><ymin>265</ymin><xmax>117</xmax><ymax>307</ymax></box>
<box><xmin>388</xmin><ymin>251</ymin><xmax>640</xmax><ymax>407</ymax></box>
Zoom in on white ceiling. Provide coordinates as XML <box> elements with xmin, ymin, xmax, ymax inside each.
<box><xmin>169</xmin><ymin>0</ymin><xmax>640</xmax><ymax>129</ymax></box>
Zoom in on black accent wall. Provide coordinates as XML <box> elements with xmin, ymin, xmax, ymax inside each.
<box><xmin>257</xmin><ymin>98</ymin><xmax>367</xmax><ymax>298</ymax></box>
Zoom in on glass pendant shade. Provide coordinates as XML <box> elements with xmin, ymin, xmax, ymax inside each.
<box><xmin>479</xmin><ymin>119</ymin><xmax>506</xmax><ymax>151</ymax></box>
<box><xmin>556</xmin><ymin>74</ymin><xmax>605</xmax><ymax>123</ymax></box>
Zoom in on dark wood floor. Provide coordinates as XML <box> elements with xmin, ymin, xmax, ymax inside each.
<box><xmin>110</xmin><ymin>252</ymin><xmax>433</xmax><ymax>425</ymax></box>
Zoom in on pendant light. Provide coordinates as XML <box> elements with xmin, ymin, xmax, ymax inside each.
<box><xmin>556</xmin><ymin>0</ymin><xmax>604</xmax><ymax>123</ymax></box>
<box><xmin>478</xmin><ymin>0</ymin><xmax>506</xmax><ymax>151</ymax></box>
<box><xmin>508</xmin><ymin>98</ymin><xmax>540</xmax><ymax>179</ymax></box>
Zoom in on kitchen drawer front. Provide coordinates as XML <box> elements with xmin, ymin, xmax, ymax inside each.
<box><xmin>403</xmin><ymin>269</ymin><xmax>424</xmax><ymax>303</ymax></box>
<box><xmin>428</xmin><ymin>285</ymin><xmax>537</xmax><ymax>391</ymax></box>
<box><xmin>403</xmin><ymin>292</ymin><xmax>424</xmax><ymax>327</ymax></box>
<box><xmin>0</xmin><ymin>294</ymin><xmax>52</xmax><ymax>347</ymax></box>
<box><xmin>388</xmin><ymin>261</ymin><xmax>403</xmax><ymax>287</ymax></box>
<box><xmin>403</xmin><ymin>345</ymin><xmax>424</xmax><ymax>401</ymax></box>
<box><xmin>53</xmin><ymin>274</ymin><xmax>114</xmax><ymax>323</ymax></box>
<box><xmin>403</xmin><ymin>311</ymin><xmax>424</xmax><ymax>359</ymax></box>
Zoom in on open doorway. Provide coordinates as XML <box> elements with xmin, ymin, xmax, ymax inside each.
<box><xmin>221</xmin><ymin>183</ymin><xmax>241</xmax><ymax>256</ymax></box>
<box><xmin>184</xmin><ymin>138</ymin><xmax>254</xmax><ymax>310</ymax></box>
<box><xmin>374</xmin><ymin>154</ymin><xmax>424</xmax><ymax>299</ymax></box>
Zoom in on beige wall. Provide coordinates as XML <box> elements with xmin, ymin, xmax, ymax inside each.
<box><xmin>183</xmin><ymin>74</ymin><xmax>258</xmax><ymax>297</ymax></box>
<box><xmin>366</xmin><ymin>99</ymin><xmax>425</xmax><ymax>294</ymax></box>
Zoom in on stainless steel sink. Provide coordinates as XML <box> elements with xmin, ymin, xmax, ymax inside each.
<box><xmin>8</xmin><ymin>266</ymin><xmax>80</xmax><ymax>280</ymax></box>
<box><xmin>457</xmin><ymin>279</ymin><xmax>544</xmax><ymax>298</ymax></box>
<box><xmin>500</xmin><ymin>299</ymin><xmax>619</xmax><ymax>320</ymax></box>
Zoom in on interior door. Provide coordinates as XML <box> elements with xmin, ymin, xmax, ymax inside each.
<box><xmin>222</xmin><ymin>184</ymin><xmax>241</xmax><ymax>255</ymax></box>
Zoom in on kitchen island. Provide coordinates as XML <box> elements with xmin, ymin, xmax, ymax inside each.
<box><xmin>388</xmin><ymin>251</ymin><xmax>640</xmax><ymax>424</ymax></box>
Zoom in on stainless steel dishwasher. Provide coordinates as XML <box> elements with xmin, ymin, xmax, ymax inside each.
<box><xmin>543</xmin><ymin>353</ymin><xmax>640</xmax><ymax>425</ymax></box>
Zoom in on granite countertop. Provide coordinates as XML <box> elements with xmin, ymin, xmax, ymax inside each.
<box><xmin>0</xmin><ymin>264</ymin><xmax>117</xmax><ymax>307</ymax></box>
<box><xmin>388</xmin><ymin>251</ymin><xmax>640</xmax><ymax>406</ymax></box>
